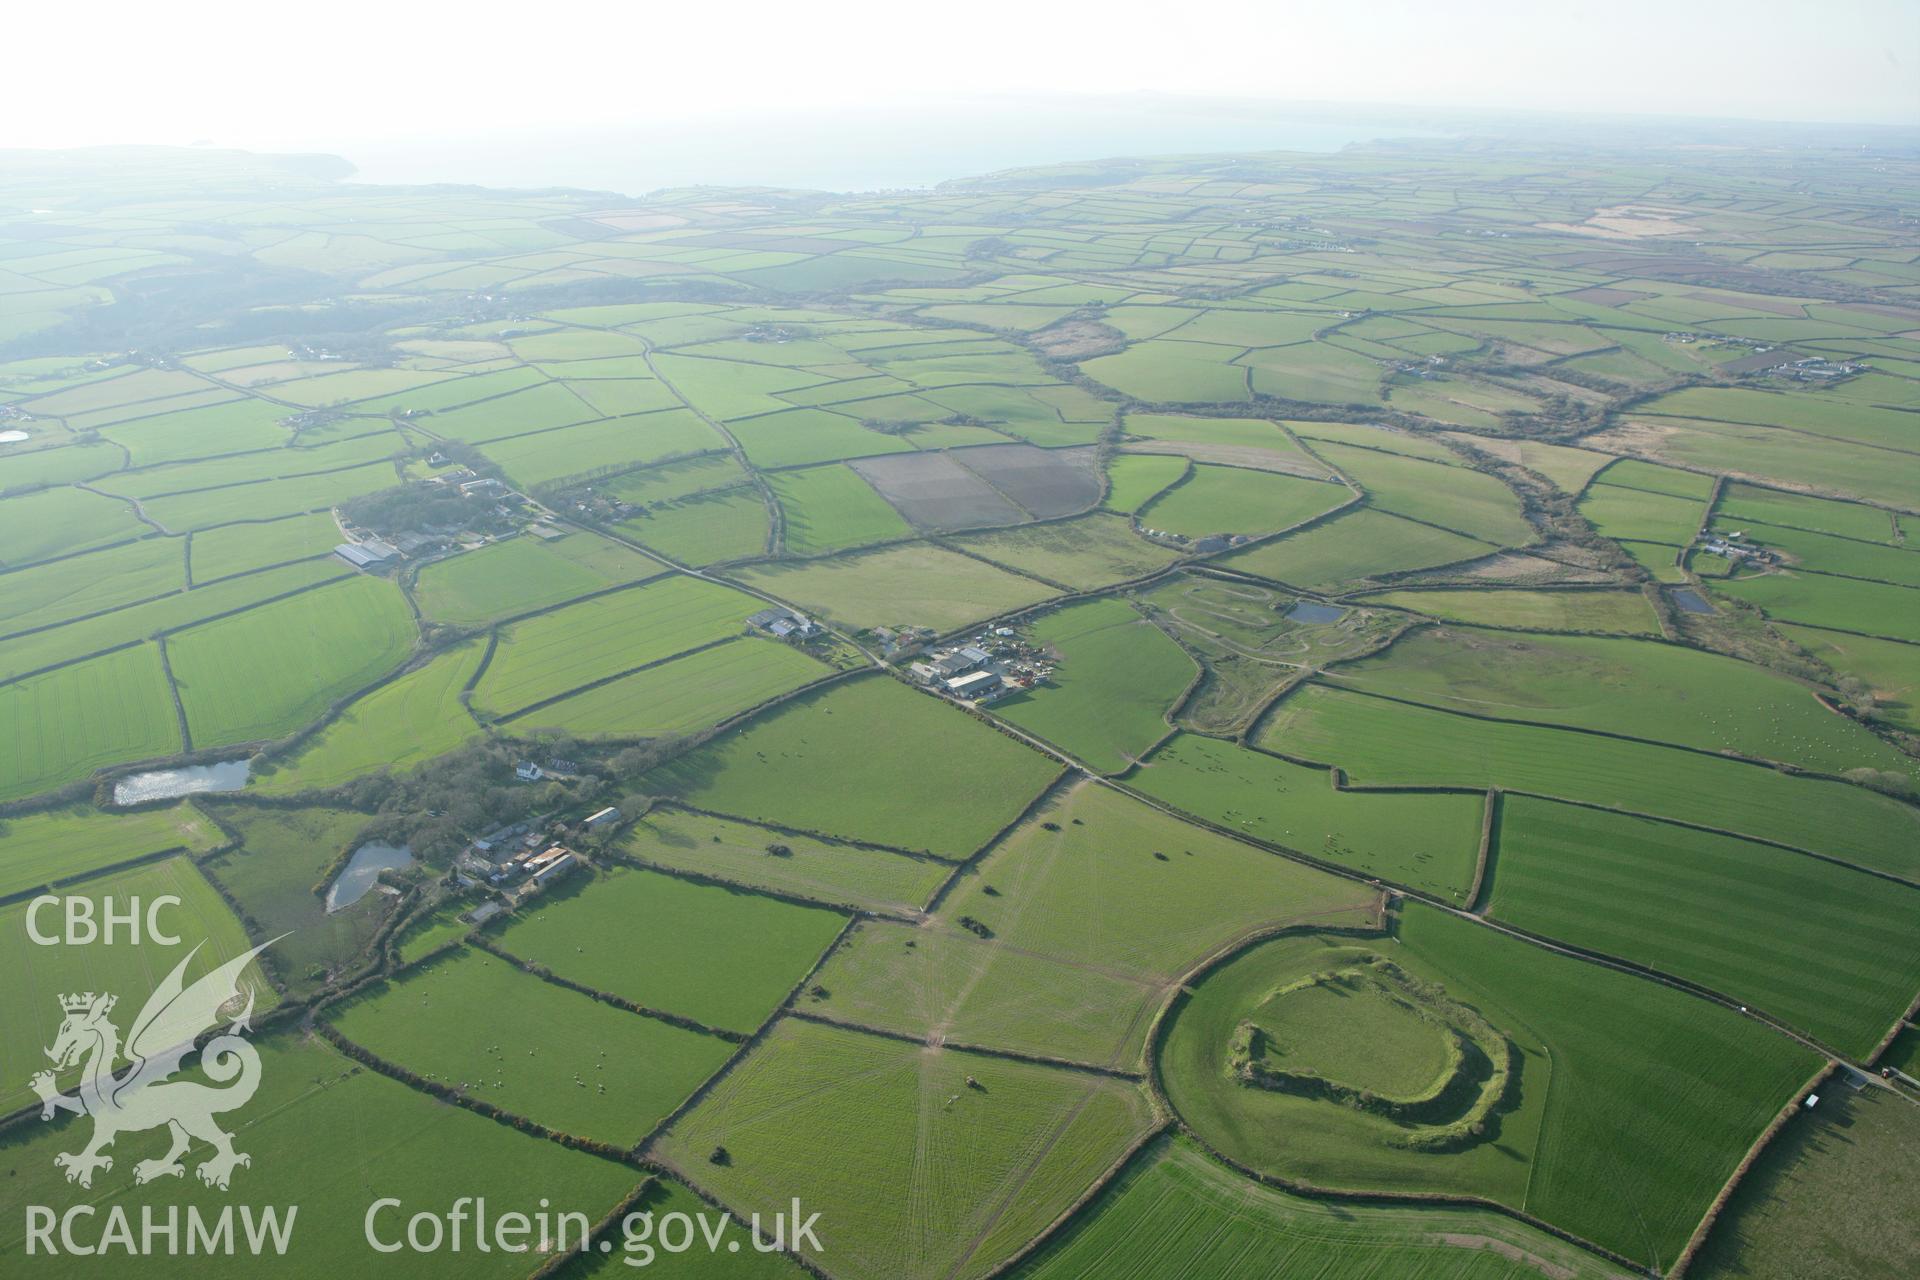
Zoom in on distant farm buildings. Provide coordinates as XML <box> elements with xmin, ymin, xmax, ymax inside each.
<box><xmin>334</xmin><ymin>538</ymin><xmax>399</xmax><ymax>569</ymax></box>
<box><xmin>747</xmin><ymin>606</ymin><xmax>821</xmax><ymax>641</ymax></box>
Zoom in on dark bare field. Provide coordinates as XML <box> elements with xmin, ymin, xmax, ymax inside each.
<box><xmin>851</xmin><ymin>450</ymin><xmax>1028</xmax><ymax>529</ymax></box>
<box><xmin>954</xmin><ymin>443</ymin><xmax>1102</xmax><ymax>518</ymax></box>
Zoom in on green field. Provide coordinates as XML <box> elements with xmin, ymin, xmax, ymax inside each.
<box><xmin>726</xmin><ymin>543</ymin><xmax>1057</xmax><ymax>634</ymax></box>
<box><xmin>1139</xmin><ymin>465</ymin><xmax>1348</xmax><ymax>539</ymax></box>
<box><xmin>770</xmin><ymin>464</ymin><xmax>913</xmax><ymax>554</ymax></box>
<box><xmin>1361</xmin><ymin>587</ymin><xmax>1660</xmax><ymax>634</ymax></box>
<box><xmin>1691</xmin><ymin>1086</ymin><xmax>1920</xmax><ymax>1280</ymax></box>
<box><xmin>0</xmin><ymin>643</ymin><xmax>183</xmax><ymax>801</ymax></box>
<box><xmin>1326</xmin><ymin>625</ymin><xmax>1916</xmax><ymax>778</ymax></box>
<box><xmin>949</xmin><ymin>513</ymin><xmax>1178</xmax><ymax>590</ymax></box>
<box><xmin>250</xmin><ymin>641</ymin><xmax>486</xmax><ymax>794</ymax></box>
<box><xmin>1103</xmin><ymin>454</ymin><xmax>1187</xmax><ymax>513</ymax></box>
<box><xmin>620</xmin><ymin>488</ymin><xmax>772</xmax><ymax>564</ymax></box>
<box><xmin>1016</xmin><ymin>1135</ymin><xmax>1630</xmax><ymax>1280</ymax></box>
<box><xmin>0</xmin><ymin>1034</ymin><xmax>641</xmax><ymax>1280</ymax></box>
<box><xmin>413</xmin><ymin>530</ymin><xmax>658</xmax><ymax>625</ymax></box>
<box><xmin>0</xmin><ymin>857</ymin><xmax>269</xmax><ymax>1115</ymax></box>
<box><xmin>492</xmin><ymin>864</ymin><xmax>846</xmax><ymax>1033</ymax></box>
<box><xmin>0</xmin><ymin>537</ymin><xmax>183</xmax><ymax>635</ymax></box>
<box><xmin>327</xmin><ymin>946</ymin><xmax>733</xmax><ymax>1145</ymax></box>
<box><xmin>0</xmin><ymin>487</ymin><xmax>151</xmax><ymax>567</ymax></box>
<box><xmin>647</xmin><ymin>675</ymin><xmax>1060</xmax><ymax>858</ymax></box>
<box><xmin>189</xmin><ymin>512</ymin><xmax>337</xmax><ymax>581</ymax></box>
<box><xmin>471</xmin><ymin>574</ymin><xmax>761</xmax><ymax>716</ymax></box>
<box><xmin>1260</xmin><ymin>682</ymin><xmax>1920</xmax><ymax>877</ymax></box>
<box><xmin>169</xmin><ymin>576</ymin><xmax>417</xmax><ymax>746</ymax></box>
<box><xmin>1221</xmin><ymin>507</ymin><xmax>1493</xmax><ymax>591</ymax></box>
<box><xmin>991</xmin><ymin>598</ymin><xmax>1194</xmax><ymax>772</ymax></box>
<box><xmin>1315</xmin><ymin>442</ymin><xmax>1534</xmax><ymax>546</ymax></box>
<box><xmin>656</xmin><ymin>1017</ymin><xmax>1158</xmax><ymax>1280</ymax></box>
<box><xmin>812</xmin><ymin>780</ymin><xmax>1376</xmax><ymax>1068</ymax></box>
<box><xmin>621</xmin><ymin>806</ymin><xmax>949</xmax><ymax>917</ymax></box>
<box><xmin>1713</xmin><ymin>570</ymin><xmax>1920</xmax><ymax>644</ymax></box>
<box><xmin>1161</xmin><ymin>906</ymin><xmax>1820</xmax><ymax>1270</ymax></box>
<box><xmin>1127</xmin><ymin>732</ymin><xmax>1485</xmax><ymax>900</ymax></box>
<box><xmin>0</xmin><ymin>802</ymin><xmax>217</xmax><ymax>898</ymax></box>
<box><xmin>514</xmin><ymin>636</ymin><xmax>827</xmax><ymax>738</ymax></box>
<box><xmin>1488</xmin><ymin>797</ymin><xmax>1920</xmax><ymax>1055</ymax></box>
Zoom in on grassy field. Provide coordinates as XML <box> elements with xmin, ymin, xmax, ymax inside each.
<box><xmin>1326</xmin><ymin>625</ymin><xmax>1917</xmax><ymax>778</ymax></box>
<box><xmin>1103</xmin><ymin>454</ymin><xmax>1187</xmax><ymax>513</ymax></box>
<box><xmin>189</xmin><ymin>512</ymin><xmax>337</xmax><ymax>581</ymax></box>
<box><xmin>471</xmin><ymin>574</ymin><xmax>761</xmax><ymax>716</ymax></box>
<box><xmin>199</xmin><ymin>804</ymin><xmax>385</xmax><ymax>997</ymax></box>
<box><xmin>1139</xmin><ymin>465</ymin><xmax>1348</xmax><ymax>538</ymax></box>
<box><xmin>1016</xmin><ymin>1136</ymin><xmax>1631</xmax><ymax>1280</ymax></box>
<box><xmin>1127</xmin><ymin>733</ymin><xmax>1484</xmax><ymax>901</ymax></box>
<box><xmin>949</xmin><ymin>513</ymin><xmax>1178</xmax><ymax>591</ymax></box>
<box><xmin>0</xmin><ymin>486</ymin><xmax>150</xmax><ymax>567</ymax></box>
<box><xmin>619</xmin><ymin>487</ymin><xmax>770</xmax><ymax>565</ymax></box>
<box><xmin>770</xmin><ymin>463</ymin><xmax>913</xmax><ymax>554</ymax></box>
<box><xmin>492</xmin><ymin>864</ymin><xmax>847</xmax><ymax>1033</ymax></box>
<box><xmin>0</xmin><ymin>537</ymin><xmax>182</xmax><ymax>635</ymax></box>
<box><xmin>1221</xmin><ymin>508</ymin><xmax>1492</xmax><ymax>591</ymax></box>
<box><xmin>1777</xmin><ymin>623</ymin><xmax>1919</xmax><ymax>732</ymax></box>
<box><xmin>250</xmin><ymin>641</ymin><xmax>486</xmax><ymax>794</ymax></box>
<box><xmin>1259</xmin><ymin>683</ymin><xmax>1920</xmax><ymax>878</ymax></box>
<box><xmin>991</xmin><ymin>598</ymin><xmax>1194</xmax><ymax>772</ymax></box>
<box><xmin>726</xmin><ymin>543</ymin><xmax>1057</xmax><ymax>634</ymax></box>
<box><xmin>811</xmin><ymin>780</ymin><xmax>1376</xmax><ymax>1068</ymax></box>
<box><xmin>514</xmin><ymin>636</ymin><xmax>827</xmax><ymax>738</ymax></box>
<box><xmin>1315</xmin><ymin>442</ymin><xmax>1534</xmax><ymax>546</ymax></box>
<box><xmin>0</xmin><ymin>643</ymin><xmax>182</xmax><ymax>801</ymax></box>
<box><xmin>0</xmin><ymin>801</ymin><xmax>217</xmax><ymax>898</ymax></box>
<box><xmin>169</xmin><ymin>576</ymin><xmax>417</xmax><ymax>746</ymax></box>
<box><xmin>1488</xmin><ymin>797</ymin><xmax>1920</xmax><ymax>1055</ymax></box>
<box><xmin>621</xmin><ymin>806</ymin><xmax>949</xmax><ymax>917</ymax></box>
<box><xmin>1717</xmin><ymin>483</ymin><xmax>1900</xmax><ymax>543</ymax></box>
<box><xmin>327</xmin><ymin>946</ymin><xmax>733</xmax><ymax>1146</ymax></box>
<box><xmin>0</xmin><ymin>1034</ymin><xmax>642</xmax><ymax>1280</ymax></box>
<box><xmin>1692</xmin><ymin>1085</ymin><xmax>1920</xmax><ymax>1280</ymax></box>
<box><xmin>1161</xmin><ymin>906</ymin><xmax>1820</xmax><ymax>1270</ymax></box>
<box><xmin>648</xmin><ymin>676</ymin><xmax>1059</xmax><ymax>858</ymax></box>
<box><xmin>0</xmin><ymin>558</ymin><xmax>344</xmax><ymax>686</ymax></box>
<box><xmin>1122</xmin><ymin>413</ymin><xmax>1328</xmax><ymax>471</ymax></box>
<box><xmin>605</xmin><ymin>452</ymin><xmax>746</xmax><ymax>505</ymax></box>
<box><xmin>1713</xmin><ymin>571</ymin><xmax>1920</xmax><ymax>644</ymax></box>
<box><xmin>0</xmin><ymin>857</ymin><xmax>269</xmax><ymax>1115</ymax></box>
<box><xmin>656</xmin><ymin>1017</ymin><xmax>1158</xmax><ymax>1280</ymax></box>
<box><xmin>1361</xmin><ymin>587</ymin><xmax>1660</xmax><ymax>634</ymax></box>
<box><xmin>413</xmin><ymin>530</ymin><xmax>658</xmax><ymax>625</ymax></box>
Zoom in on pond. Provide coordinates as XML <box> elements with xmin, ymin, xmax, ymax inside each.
<box><xmin>112</xmin><ymin>759</ymin><xmax>251</xmax><ymax>804</ymax></box>
<box><xmin>1670</xmin><ymin>588</ymin><xmax>1714</xmax><ymax>615</ymax></box>
<box><xmin>0</xmin><ymin>429</ymin><xmax>28</xmax><ymax>444</ymax></box>
<box><xmin>1287</xmin><ymin>601</ymin><xmax>1347</xmax><ymax>625</ymax></box>
<box><xmin>326</xmin><ymin>843</ymin><xmax>414</xmax><ymax>914</ymax></box>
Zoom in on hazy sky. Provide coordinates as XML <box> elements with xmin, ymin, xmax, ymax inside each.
<box><xmin>7</xmin><ymin>0</ymin><xmax>1915</xmax><ymax>153</ymax></box>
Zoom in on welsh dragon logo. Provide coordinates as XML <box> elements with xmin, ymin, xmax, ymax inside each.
<box><xmin>30</xmin><ymin>939</ymin><xmax>279</xmax><ymax>1191</ymax></box>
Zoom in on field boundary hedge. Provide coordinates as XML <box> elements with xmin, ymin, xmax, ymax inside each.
<box><xmin>314</xmin><ymin>1020</ymin><xmax>646</xmax><ymax>1167</ymax></box>
<box><xmin>634</xmin><ymin>914</ymin><xmax>860</xmax><ymax>1157</ymax></box>
<box><xmin>470</xmin><ymin>933</ymin><xmax>748</xmax><ymax>1043</ymax></box>
<box><xmin>1668</xmin><ymin>1061</ymin><xmax>1833</xmax><ymax>1279</ymax></box>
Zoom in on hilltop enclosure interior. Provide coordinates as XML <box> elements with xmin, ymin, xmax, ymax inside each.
<box><xmin>0</xmin><ymin>136</ymin><xmax>1917</xmax><ymax>1280</ymax></box>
